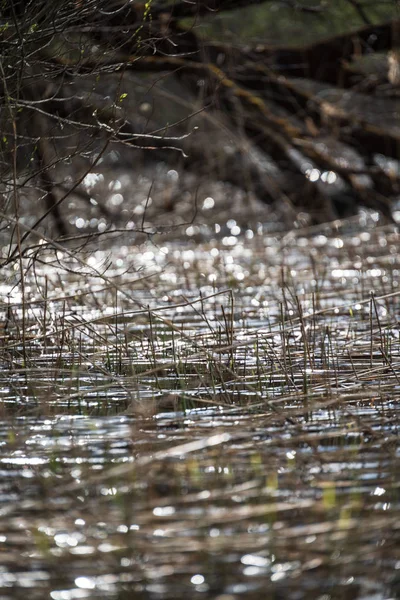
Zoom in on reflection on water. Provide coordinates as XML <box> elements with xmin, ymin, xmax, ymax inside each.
<box><xmin>0</xmin><ymin>406</ymin><xmax>398</xmax><ymax>599</ymax></box>
<box><xmin>0</xmin><ymin>215</ymin><xmax>399</xmax><ymax>599</ymax></box>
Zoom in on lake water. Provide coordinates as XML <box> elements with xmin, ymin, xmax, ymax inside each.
<box><xmin>0</xmin><ymin>209</ymin><xmax>399</xmax><ymax>600</ymax></box>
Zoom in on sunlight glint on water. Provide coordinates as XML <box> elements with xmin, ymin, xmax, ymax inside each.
<box><xmin>0</xmin><ymin>219</ymin><xmax>399</xmax><ymax>599</ymax></box>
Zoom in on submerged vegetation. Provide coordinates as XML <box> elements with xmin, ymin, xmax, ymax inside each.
<box><xmin>0</xmin><ymin>0</ymin><xmax>400</xmax><ymax>598</ymax></box>
<box><xmin>1</xmin><ymin>212</ymin><xmax>399</xmax><ymax>599</ymax></box>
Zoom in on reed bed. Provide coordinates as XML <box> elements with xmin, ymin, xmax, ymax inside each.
<box><xmin>0</xmin><ymin>213</ymin><xmax>399</xmax><ymax>599</ymax></box>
